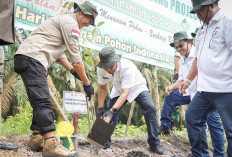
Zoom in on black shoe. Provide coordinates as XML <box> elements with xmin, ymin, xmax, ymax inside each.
<box><xmin>103</xmin><ymin>142</ymin><xmax>110</xmax><ymax>150</ymax></box>
<box><xmin>0</xmin><ymin>140</ymin><xmax>19</xmax><ymax>151</ymax></box>
<box><xmin>149</xmin><ymin>145</ymin><xmax>166</xmax><ymax>155</ymax></box>
<box><xmin>187</xmin><ymin>153</ymin><xmax>193</xmax><ymax>157</ymax></box>
<box><xmin>158</xmin><ymin>126</ymin><xmax>171</xmax><ymax>135</ymax></box>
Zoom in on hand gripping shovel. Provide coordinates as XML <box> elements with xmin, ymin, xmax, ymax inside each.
<box><xmin>87</xmin><ymin>117</ymin><xmax>115</xmax><ymax>148</ymax></box>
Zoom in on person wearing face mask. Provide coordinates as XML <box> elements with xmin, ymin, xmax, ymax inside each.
<box><xmin>159</xmin><ymin>31</ymin><xmax>224</xmax><ymax>156</ymax></box>
<box><xmin>179</xmin><ymin>0</ymin><xmax>232</xmax><ymax>156</ymax></box>
<box><xmin>14</xmin><ymin>1</ymin><xmax>97</xmax><ymax>157</ymax></box>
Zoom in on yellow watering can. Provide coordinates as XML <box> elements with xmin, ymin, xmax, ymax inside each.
<box><xmin>56</xmin><ymin>121</ymin><xmax>74</xmax><ymax>150</ymax></box>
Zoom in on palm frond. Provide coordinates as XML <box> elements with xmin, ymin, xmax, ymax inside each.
<box><xmin>1</xmin><ymin>73</ymin><xmax>16</xmax><ymax>117</ymax></box>
<box><xmin>159</xmin><ymin>75</ymin><xmax>171</xmax><ymax>88</ymax></box>
<box><xmin>75</xmin><ymin>80</ymin><xmax>84</xmax><ymax>93</ymax></box>
<box><xmin>47</xmin><ymin>75</ymin><xmax>63</xmax><ymax>106</ymax></box>
<box><xmin>141</xmin><ymin>68</ymin><xmax>153</xmax><ymax>92</ymax></box>
<box><xmin>13</xmin><ymin>74</ymin><xmax>28</xmax><ymax>107</ymax></box>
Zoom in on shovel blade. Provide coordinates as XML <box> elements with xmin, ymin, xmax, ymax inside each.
<box><xmin>87</xmin><ymin>118</ymin><xmax>115</xmax><ymax>148</ymax></box>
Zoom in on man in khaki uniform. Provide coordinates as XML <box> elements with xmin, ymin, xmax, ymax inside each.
<box><xmin>14</xmin><ymin>1</ymin><xmax>98</xmax><ymax>156</ymax></box>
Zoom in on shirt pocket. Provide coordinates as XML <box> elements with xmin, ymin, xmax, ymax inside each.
<box><xmin>209</xmin><ymin>29</ymin><xmax>224</xmax><ymax>52</ymax></box>
<box><xmin>69</xmin><ymin>35</ymin><xmax>79</xmax><ymax>45</ymax></box>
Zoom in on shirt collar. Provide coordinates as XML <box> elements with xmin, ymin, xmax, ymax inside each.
<box><xmin>180</xmin><ymin>46</ymin><xmax>195</xmax><ymax>64</ymax></box>
<box><xmin>115</xmin><ymin>61</ymin><xmax>121</xmax><ymax>73</ymax></box>
<box><xmin>209</xmin><ymin>9</ymin><xmax>223</xmax><ymax>24</ymax></box>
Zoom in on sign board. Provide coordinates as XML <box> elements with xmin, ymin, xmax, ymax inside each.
<box><xmin>63</xmin><ymin>91</ymin><xmax>87</xmax><ymax>114</ymax></box>
<box><xmin>80</xmin><ymin>0</ymin><xmax>200</xmax><ymax>70</ymax></box>
<box><xmin>14</xmin><ymin>0</ymin><xmax>200</xmax><ymax>70</ymax></box>
<box><xmin>14</xmin><ymin>0</ymin><xmax>77</xmax><ymax>31</ymax></box>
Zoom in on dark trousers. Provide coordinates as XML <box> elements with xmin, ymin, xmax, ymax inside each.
<box><xmin>108</xmin><ymin>91</ymin><xmax>160</xmax><ymax>147</ymax></box>
<box><xmin>186</xmin><ymin>92</ymin><xmax>228</xmax><ymax>157</ymax></box>
<box><xmin>14</xmin><ymin>55</ymin><xmax>56</xmax><ymax>135</ymax></box>
<box><xmin>161</xmin><ymin>89</ymin><xmax>224</xmax><ymax>156</ymax></box>
<box><xmin>161</xmin><ymin>89</ymin><xmax>190</xmax><ymax>128</ymax></box>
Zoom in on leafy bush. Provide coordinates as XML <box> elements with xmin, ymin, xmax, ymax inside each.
<box><xmin>113</xmin><ymin>124</ymin><xmax>147</xmax><ymax>137</ymax></box>
<box><xmin>1</xmin><ymin>102</ymin><xmax>32</xmax><ymax>135</ymax></box>
<box><xmin>77</xmin><ymin>115</ymin><xmax>90</xmax><ymax>135</ymax></box>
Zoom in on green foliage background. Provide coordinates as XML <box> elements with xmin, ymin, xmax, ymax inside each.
<box><xmin>1</xmin><ymin>25</ymin><xmax>174</xmax><ymax>136</ymax></box>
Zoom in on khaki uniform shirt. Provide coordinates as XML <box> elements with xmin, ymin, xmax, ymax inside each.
<box><xmin>15</xmin><ymin>13</ymin><xmax>82</xmax><ymax>71</ymax></box>
<box><xmin>0</xmin><ymin>0</ymin><xmax>15</xmax><ymax>45</ymax></box>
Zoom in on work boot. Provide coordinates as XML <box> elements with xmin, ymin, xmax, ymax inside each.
<box><xmin>42</xmin><ymin>136</ymin><xmax>78</xmax><ymax>157</ymax></box>
<box><xmin>158</xmin><ymin>126</ymin><xmax>171</xmax><ymax>135</ymax></box>
<box><xmin>28</xmin><ymin>134</ymin><xmax>43</xmax><ymax>152</ymax></box>
<box><xmin>149</xmin><ymin>145</ymin><xmax>166</xmax><ymax>155</ymax></box>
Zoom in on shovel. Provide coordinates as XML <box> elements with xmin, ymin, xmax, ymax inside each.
<box><xmin>87</xmin><ymin>117</ymin><xmax>115</xmax><ymax>148</ymax></box>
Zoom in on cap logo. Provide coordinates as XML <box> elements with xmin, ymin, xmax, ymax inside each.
<box><xmin>93</xmin><ymin>12</ymin><xmax>96</xmax><ymax>15</ymax></box>
<box><xmin>101</xmin><ymin>58</ymin><xmax>104</xmax><ymax>62</ymax></box>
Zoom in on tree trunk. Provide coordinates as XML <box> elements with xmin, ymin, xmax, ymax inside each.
<box><xmin>152</xmin><ymin>66</ymin><xmax>161</xmax><ymax>125</ymax></box>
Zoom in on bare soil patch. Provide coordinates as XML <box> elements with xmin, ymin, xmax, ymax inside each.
<box><xmin>0</xmin><ymin>135</ymin><xmax>192</xmax><ymax>157</ymax></box>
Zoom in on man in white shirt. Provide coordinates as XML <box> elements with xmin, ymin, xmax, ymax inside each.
<box><xmin>160</xmin><ymin>31</ymin><xmax>224</xmax><ymax>156</ymax></box>
<box><xmin>97</xmin><ymin>47</ymin><xmax>165</xmax><ymax>155</ymax></box>
<box><xmin>179</xmin><ymin>0</ymin><xmax>232</xmax><ymax>156</ymax></box>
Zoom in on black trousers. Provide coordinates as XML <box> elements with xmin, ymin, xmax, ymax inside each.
<box><xmin>14</xmin><ymin>55</ymin><xmax>56</xmax><ymax>135</ymax></box>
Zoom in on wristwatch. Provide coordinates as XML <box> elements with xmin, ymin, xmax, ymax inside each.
<box><xmin>185</xmin><ymin>79</ymin><xmax>192</xmax><ymax>85</ymax></box>
<box><xmin>111</xmin><ymin>107</ymin><xmax>118</xmax><ymax>115</ymax></box>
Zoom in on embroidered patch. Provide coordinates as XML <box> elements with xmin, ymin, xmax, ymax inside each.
<box><xmin>71</xmin><ymin>29</ymin><xmax>80</xmax><ymax>38</ymax></box>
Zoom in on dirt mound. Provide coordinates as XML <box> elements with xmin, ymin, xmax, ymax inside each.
<box><xmin>127</xmin><ymin>150</ymin><xmax>149</xmax><ymax>157</ymax></box>
<box><xmin>0</xmin><ymin>135</ymin><xmax>191</xmax><ymax>157</ymax></box>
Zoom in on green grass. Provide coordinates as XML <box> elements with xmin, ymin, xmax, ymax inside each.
<box><xmin>1</xmin><ymin>102</ymin><xmax>32</xmax><ymax>135</ymax></box>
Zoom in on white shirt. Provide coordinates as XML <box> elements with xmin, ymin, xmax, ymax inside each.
<box><xmin>194</xmin><ymin>10</ymin><xmax>232</xmax><ymax>92</ymax></box>
<box><xmin>178</xmin><ymin>46</ymin><xmax>197</xmax><ymax>99</ymax></box>
<box><xmin>97</xmin><ymin>58</ymin><xmax>148</xmax><ymax>103</ymax></box>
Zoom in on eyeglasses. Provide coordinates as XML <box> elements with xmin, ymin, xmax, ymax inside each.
<box><xmin>175</xmin><ymin>43</ymin><xmax>184</xmax><ymax>50</ymax></box>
